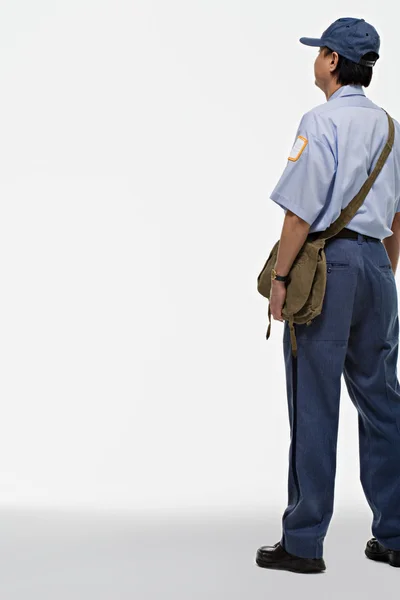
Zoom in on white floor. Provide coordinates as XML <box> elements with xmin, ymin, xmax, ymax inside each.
<box><xmin>0</xmin><ymin>507</ymin><xmax>397</xmax><ymax>599</ymax></box>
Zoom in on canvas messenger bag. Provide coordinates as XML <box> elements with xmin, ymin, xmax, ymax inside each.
<box><xmin>257</xmin><ymin>109</ymin><xmax>395</xmax><ymax>358</ymax></box>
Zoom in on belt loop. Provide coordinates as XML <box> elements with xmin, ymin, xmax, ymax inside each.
<box><xmin>357</xmin><ymin>233</ymin><xmax>364</xmax><ymax>245</ymax></box>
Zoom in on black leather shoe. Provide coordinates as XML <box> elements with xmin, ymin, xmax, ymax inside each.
<box><xmin>365</xmin><ymin>537</ymin><xmax>400</xmax><ymax>567</ymax></box>
<box><xmin>255</xmin><ymin>541</ymin><xmax>326</xmax><ymax>574</ymax></box>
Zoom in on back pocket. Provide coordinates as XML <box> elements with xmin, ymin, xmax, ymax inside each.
<box><xmin>326</xmin><ymin>261</ymin><xmax>350</xmax><ymax>272</ymax></box>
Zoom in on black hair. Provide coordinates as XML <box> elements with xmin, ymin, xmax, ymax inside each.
<box><xmin>320</xmin><ymin>46</ymin><xmax>379</xmax><ymax>87</ymax></box>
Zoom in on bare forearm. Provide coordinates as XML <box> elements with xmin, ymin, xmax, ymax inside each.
<box><xmin>274</xmin><ymin>211</ymin><xmax>311</xmax><ymax>276</ymax></box>
<box><xmin>383</xmin><ymin>233</ymin><xmax>400</xmax><ymax>275</ymax></box>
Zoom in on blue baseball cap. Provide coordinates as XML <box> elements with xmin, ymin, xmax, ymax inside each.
<box><xmin>300</xmin><ymin>17</ymin><xmax>380</xmax><ymax>66</ymax></box>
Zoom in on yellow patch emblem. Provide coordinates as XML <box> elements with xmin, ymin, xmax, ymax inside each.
<box><xmin>288</xmin><ymin>135</ymin><xmax>308</xmax><ymax>162</ymax></box>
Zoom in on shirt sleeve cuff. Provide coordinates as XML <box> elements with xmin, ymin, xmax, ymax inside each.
<box><xmin>270</xmin><ymin>191</ymin><xmax>313</xmax><ymax>225</ymax></box>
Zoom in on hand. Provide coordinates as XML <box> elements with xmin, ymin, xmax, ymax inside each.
<box><xmin>270</xmin><ymin>280</ymin><xmax>287</xmax><ymax>322</ymax></box>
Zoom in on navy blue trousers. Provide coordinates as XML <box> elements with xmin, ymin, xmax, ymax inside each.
<box><xmin>280</xmin><ymin>233</ymin><xmax>400</xmax><ymax>559</ymax></box>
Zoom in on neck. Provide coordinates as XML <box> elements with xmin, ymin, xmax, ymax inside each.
<box><xmin>321</xmin><ymin>81</ymin><xmax>343</xmax><ymax>101</ymax></box>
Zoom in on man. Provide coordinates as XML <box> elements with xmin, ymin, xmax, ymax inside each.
<box><xmin>255</xmin><ymin>17</ymin><xmax>400</xmax><ymax>574</ymax></box>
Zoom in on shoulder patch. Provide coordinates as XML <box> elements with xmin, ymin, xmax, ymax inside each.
<box><xmin>288</xmin><ymin>135</ymin><xmax>308</xmax><ymax>162</ymax></box>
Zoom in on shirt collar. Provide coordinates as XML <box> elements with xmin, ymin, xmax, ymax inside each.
<box><xmin>327</xmin><ymin>84</ymin><xmax>366</xmax><ymax>102</ymax></box>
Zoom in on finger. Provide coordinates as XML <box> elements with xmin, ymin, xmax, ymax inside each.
<box><xmin>272</xmin><ymin>310</ymin><xmax>284</xmax><ymax>322</ymax></box>
<box><xmin>275</xmin><ymin>311</ymin><xmax>284</xmax><ymax>322</ymax></box>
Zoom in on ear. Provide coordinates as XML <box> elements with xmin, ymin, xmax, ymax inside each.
<box><xmin>330</xmin><ymin>51</ymin><xmax>339</xmax><ymax>70</ymax></box>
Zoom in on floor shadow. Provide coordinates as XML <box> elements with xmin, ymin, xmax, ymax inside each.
<box><xmin>0</xmin><ymin>506</ymin><xmax>396</xmax><ymax>599</ymax></box>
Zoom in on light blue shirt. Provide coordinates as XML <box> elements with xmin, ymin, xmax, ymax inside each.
<box><xmin>270</xmin><ymin>84</ymin><xmax>400</xmax><ymax>240</ymax></box>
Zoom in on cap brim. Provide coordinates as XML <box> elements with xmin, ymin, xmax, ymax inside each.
<box><xmin>299</xmin><ymin>37</ymin><xmax>323</xmax><ymax>47</ymax></box>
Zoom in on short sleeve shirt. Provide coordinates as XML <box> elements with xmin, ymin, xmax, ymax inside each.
<box><xmin>269</xmin><ymin>84</ymin><xmax>400</xmax><ymax>240</ymax></box>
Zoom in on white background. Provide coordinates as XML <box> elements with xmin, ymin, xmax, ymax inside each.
<box><xmin>0</xmin><ymin>0</ymin><xmax>397</xmax><ymax>515</ymax></box>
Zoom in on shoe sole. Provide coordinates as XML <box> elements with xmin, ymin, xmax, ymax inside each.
<box><xmin>255</xmin><ymin>555</ymin><xmax>325</xmax><ymax>574</ymax></box>
<box><xmin>365</xmin><ymin>548</ymin><xmax>400</xmax><ymax>568</ymax></box>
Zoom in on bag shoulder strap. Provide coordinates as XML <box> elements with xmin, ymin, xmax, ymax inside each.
<box><xmin>317</xmin><ymin>109</ymin><xmax>395</xmax><ymax>242</ymax></box>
